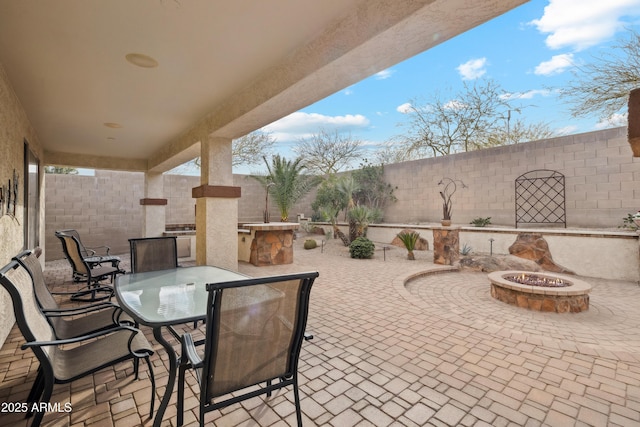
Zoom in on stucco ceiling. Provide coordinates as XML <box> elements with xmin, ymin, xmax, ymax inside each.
<box><xmin>0</xmin><ymin>0</ymin><xmax>527</xmax><ymax>172</ymax></box>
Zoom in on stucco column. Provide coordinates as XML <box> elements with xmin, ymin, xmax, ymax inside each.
<box><xmin>193</xmin><ymin>136</ymin><xmax>240</xmax><ymax>269</ymax></box>
<box><xmin>140</xmin><ymin>172</ymin><xmax>166</xmax><ymax>237</ymax></box>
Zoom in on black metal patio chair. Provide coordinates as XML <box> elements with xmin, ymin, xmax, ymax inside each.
<box><xmin>55</xmin><ymin>231</ymin><xmax>118</xmax><ymax>301</ymax></box>
<box><xmin>56</xmin><ymin>229</ymin><xmax>124</xmax><ymax>277</ymax></box>
<box><xmin>0</xmin><ymin>260</ymin><xmax>155</xmax><ymax>427</ymax></box>
<box><xmin>177</xmin><ymin>271</ymin><xmax>319</xmax><ymax>427</ymax></box>
<box><xmin>13</xmin><ymin>249</ymin><xmax>133</xmax><ymax>339</ymax></box>
<box><xmin>129</xmin><ymin>236</ymin><xmax>178</xmax><ymax>273</ymax></box>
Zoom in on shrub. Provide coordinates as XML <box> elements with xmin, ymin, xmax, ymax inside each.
<box><xmin>470</xmin><ymin>216</ymin><xmax>492</xmax><ymax>227</ymax></box>
<box><xmin>303</xmin><ymin>239</ymin><xmax>317</xmax><ymax>250</ymax></box>
<box><xmin>349</xmin><ymin>237</ymin><xmax>375</xmax><ymax>259</ymax></box>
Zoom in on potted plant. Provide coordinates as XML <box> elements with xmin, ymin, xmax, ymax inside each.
<box><xmin>438</xmin><ymin>177</ymin><xmax>466</xmax><ymax>226</ymax></box>
<box><xmin>396</xmin><ymin>231</ymin><xmax>420</xmax><ymax>260</ymax></box>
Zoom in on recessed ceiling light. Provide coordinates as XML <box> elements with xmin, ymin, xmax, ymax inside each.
<box><xmin>104</xmin><ymin>122</ymin><xmax>122</xmax><ymax>129</ymax></box>
<box><xmin>125</xmin><ymin>53</ymin><xmax>159</xmax><ymax>68</ymax></box>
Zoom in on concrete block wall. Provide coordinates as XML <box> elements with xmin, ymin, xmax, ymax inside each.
<box><xmin>383</xmin><ymin>127</ymin><xmax>640</xmax><ymax>228</ymax></box>
<box><xmin>45</xmin><ymin>171</ymin><xmax>145</xmax><ymax>260</ymax></box>
<box><xmin>45</xmin><ymin>127</ymin><xmax>640</xmax><ymax>260</ymax></box>
<box><xmin>45</xmin><ymin>171</ymin><xmax>317</xmax><ymax>260</ymax></box>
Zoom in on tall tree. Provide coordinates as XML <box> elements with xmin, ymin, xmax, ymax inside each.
<box><xmin>184</xmin><ymin>130</ymin><xmax>276</xmax><ymax>173</ymax></box>
<box><xmin>252</xmin><ymin>155</ymin><xmax>318</xmax><ymax>222</ymax></box>
<box><xmin>293</xmin><ymin>129</ymin><xmax>363</xmax><ymax>175</ymax></box>
<box><xmin>232</xmin><ymin>130</ymin><xmax>277</xmax><ymax>167</ymax></box>
<box><xmin>393</xmin><ymin>79</ymin><xmax>555</xmax><ymax>159</ymax></box>
<box><xmin>398</xmin><ymin>79</ymin><xmax>513</xmax><ymax>156</ymax></box>
<box><xmin>559</xmin><ymin>29</ymin><xmax>640</xmax><ymax>120</ymax></box>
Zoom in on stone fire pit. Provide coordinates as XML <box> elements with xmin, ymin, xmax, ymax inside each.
<box><xmin>488</xmin><ymin>270</ymin><xmax>591</xmax><ymax>313</ymax></box>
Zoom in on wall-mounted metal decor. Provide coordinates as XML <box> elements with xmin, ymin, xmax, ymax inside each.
<box><xmin>1</xmin><ymin>169</ymin><xmax>18</xmax><ymax>219</ymax></box>
<box><xmin>515</xmin><ymin>169</ymin><xmax>566</xmax><ymax>228</ymax></box>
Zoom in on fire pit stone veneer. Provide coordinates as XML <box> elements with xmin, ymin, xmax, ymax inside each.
<box><xmin>488</xmin><ymin>270</ymin><xmax>591</xmax><ymax>313</ymax></box>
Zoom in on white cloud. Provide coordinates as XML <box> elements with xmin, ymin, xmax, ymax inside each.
<box><xmin>595</xmin><ymin>112</ymin><xmax>628</xmax><ymax>129</ymax></box>
<box><xmin>456</xmin><ymin>58</ymin><xmax>487</xmax><ymax>80</ymax></box>
<box><xmin>555</xmin><ymin>125</ymin><xmax>579</xmax><ymax>135</ymax></box>
<box><xmin>444</xmin><ymin>100</ymin><xmax>466</xmax><ymax>110</ymax></box>
<box><xmin>396</xmin><ymin>103</ymin><xmax>413</xmax><ymax>114</ymax></box>
<box><xmin>530</xmin><ymin>0</ymin><xmax>640</xmax><ymax>51</ymax></box>
<box><xmin>344</xmin><ymin>88</ymin><xmax>354</xmax><ymax>95</ymax></box>
<box><xmin>534</xmin><ymin>53</ymin><xmax>575</xmax><ymax>76</ymax></box>
<box><xmin>501</xmin><ymin>89</ymin><xmax>553</xmax><ymax>100</ymax></box>
<box><xmin>263</xmin><ymin>112</ymin><xmax>369</xmax><ymax>142</ymax></box>
<box><xmin>374</xmin><ymin>69</ymin><xmax>395</xmax><ymax>80</ymax></box>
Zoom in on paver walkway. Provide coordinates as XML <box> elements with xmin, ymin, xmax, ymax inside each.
<box><xmin>1</xmin><ymin>239</ymin><xmax>639</xmax><ymax>426</ymax></box>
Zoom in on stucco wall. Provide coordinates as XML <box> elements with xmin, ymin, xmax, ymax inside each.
<box><xmin>0</xmin><ymin>63</ymin><xmax>45</xmax><ymax>346</ymax></box>
<box><xmin>383</xmin><ymin>127</ymin><xmax>640</xmax><ymax>228</ymax></box>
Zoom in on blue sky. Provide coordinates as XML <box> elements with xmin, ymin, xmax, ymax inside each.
<box><xmin>243</xmin><ymin>0</ymin><xmax>640</xmax><ymax>173</ymax></box>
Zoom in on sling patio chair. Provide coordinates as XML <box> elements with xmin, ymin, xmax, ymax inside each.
<box><xmin>129</xmin><ymin>236</ymin><xmax>178</xmax><ymax>273</ymax></box>
<box><xmin>177</xmin><ymin>271</ymin><xmax>319</xmax><ymax>427</ymax></box>
<box><xmin>56</xmin><ymin>229</ymin><xmax>125</xmax><ymax>278</ymax></box>
<box><xmin>55</xmin><ymin>231</ymin><xmax>118</xmax><ymax>301</ymax></box>
<box><xmin>0</xmin><ymin>260</ymin><xmax>155</xmax><ymax>427</ymax></box>
<box><xmin>13</xmin><ymin>249</ymin><xmax>134</xmax><ymax>339</ymax></box>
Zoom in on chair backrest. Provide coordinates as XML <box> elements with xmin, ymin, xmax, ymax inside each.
<box><xmin>56</xmin><ymin>229</ymin><xmax>90</xmax><ymax>257</ymax></box>
<box><xmin>202</xmin><ymin>271</ymin><xmax>318</xmax><ymax>400</ymax></box>
<box><xmin>14</xmin><ymin>250</ymin><xmax>60</xmax><ymax>311</ymax></box>
<box><xmin>129</xmin><ymin>237</ymin><xmax>178</xmax><ymax>273</ymax></box>
<box><xmin>55</xmin><ymin>231</ymin><xmax>90</xmax><ymax>276</ymax></box>
<box><xmin>0</xmin><ymin>261</ymin><xmax>56</xmax><ymax>360</ymax></box>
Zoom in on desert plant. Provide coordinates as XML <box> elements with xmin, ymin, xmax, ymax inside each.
<box><xmin>396</xmin><ymin>231</ymin><xmax>420</xmax><ymax>260</ymax></box>
<box><xmin>470</xmin><ymin>217</ymin><xmax>492</xmax><ymax>227</ymax></box>
<box><xmin>348</xmin><ymin>205</ymin><xmax>375</xmax><ymax>239</ymax></box>
<box><xmin>303</xmin><ymin>239</ymin><xmax>318</xmax><ymax>250</ymax></box>
<box><xmin>252</xmin><ymin>155</ymin><xmax>318</xmax><ymax>222</ymax></box>
<box><xmin>349</xmin><ymin>237</ymin><xmax>375</xmax><ymax>259</ymax></box>
<box><xmin>460</xmin><ymin>243</ymin><xmax>472</xmax><ymax>256</ymax></box>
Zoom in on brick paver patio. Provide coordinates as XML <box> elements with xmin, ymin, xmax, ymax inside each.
<box><xmin>1</xmin><ymin>239</ymin><xmax>640</xmax><ymax>426</ymax></box>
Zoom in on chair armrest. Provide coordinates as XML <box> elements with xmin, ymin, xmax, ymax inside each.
<box><xmin>42</xmin><ymin>301</ymin><xmax>120</xmax><ymax>315</ymax></box>
<box><xmin>181</xmin><ymin>333</ymin><xmax>203</xmax><ymax>369</ymax></box>
<box><xmin>21</xmin><ymin>325</ymin><xmax>139</xmax><ymax>349</ymax></box>
<box><xmin>87</xmin><ymin>245</ymin><xmax>111</xmax><ymax>255</ymax></box>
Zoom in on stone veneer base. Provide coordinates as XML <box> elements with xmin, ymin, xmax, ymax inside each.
<box><xmin>488</xmin><ymin>271</ymin><xmax>592</xmax><ymax>313</ymax></box>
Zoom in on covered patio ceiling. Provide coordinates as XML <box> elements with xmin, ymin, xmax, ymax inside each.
<box><xmin>0</xmin><ymin>0</ymin><xmax>527</xmax><ymax>173</ymax></box>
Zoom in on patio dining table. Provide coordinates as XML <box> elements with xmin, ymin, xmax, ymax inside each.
<box><xmin>115</xmin><ymin>265</ymin><xmax>249</xmax><ymax>427</ymax></box>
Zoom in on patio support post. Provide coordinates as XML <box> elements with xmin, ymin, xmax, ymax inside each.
<box><xmin>140</xmin><ymin>172</ymin><xmax>166</xmax><ymax>237</ymax></box>
<box><xmin>193</xmin><ymin>136</ymin><xmax>240</xmax><ymax>270</ymax></box>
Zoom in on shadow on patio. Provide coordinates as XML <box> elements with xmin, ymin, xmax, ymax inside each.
<box><xmin>1</xmin><ymin>236</ymin><xmax>640</xmax><ymax>426</ymax></box>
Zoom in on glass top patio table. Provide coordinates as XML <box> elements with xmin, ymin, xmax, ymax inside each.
<box><xmin>115</xmin><ymin>265</ymin><xmax>249</xmax><ymax>326</ymax></box>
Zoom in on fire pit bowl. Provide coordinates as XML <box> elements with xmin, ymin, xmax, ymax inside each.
<box><xmin>488</xmin><ymin>270</ymin><xmax>591</xmax><ymax>313</ymax></box>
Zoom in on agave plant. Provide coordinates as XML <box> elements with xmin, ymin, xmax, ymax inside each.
<box><xmin>396</xmin><ymin>231</ymin><xmax>420</xmax><ymax>260</ymax></box>
<box><xmin>252</xmin><ymin>155</ymin><xmax>318</xmax><ymax>222</ymax></box>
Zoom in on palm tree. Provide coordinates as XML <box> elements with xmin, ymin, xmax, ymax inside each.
<box><xmin>253</xmin><ymin>155</ymin><xmax>317</xmax><ymax>222</ymax></box>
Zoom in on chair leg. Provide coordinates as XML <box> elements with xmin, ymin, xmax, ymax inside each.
<box><xmin>177</xmin><ymin>361</ymin><xmax>186</xmax><ymax>426</ymax></box>
<box><xmin>31</xmin><ymin>377</ymin><xmax>54</xmax><ymax>427</ymax></box>
<box><xmin>145</xmin><ymin>356</ymin><xmax>156</xmax><ymax>419</ymax></box>
<box><xmin>133</xmin><ymin>357</ymin><xmax>140</xmax><ymax>379</ymax></box>
<box><xmin>293</xmin><ymin>375</ymin><xmax>303</xmax><ymax>427</ymax></box>
<box><xmin>26</xmin><ymin>368</ymin><xmax>44</xmax><ymax>408</ymax></box>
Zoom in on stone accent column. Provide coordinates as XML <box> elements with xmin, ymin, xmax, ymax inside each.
<box><xmin>193</xmin><ymin>136</ymin><xmax>240</xmax><ymax>270</ymax></box>
<box><xmin>244</xmin><ymin>223</ymin><xmax>299</xmax><ymax>266</ymax></box>
<box><xmin>140</xmin><ymin>172</ymin><xmax>166</xmax><ymax>237</ymax></box>
<box><xmin>433</xmin><ymin>226</ymin><xmax>459</xmax><ymax>265</ymax></box>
